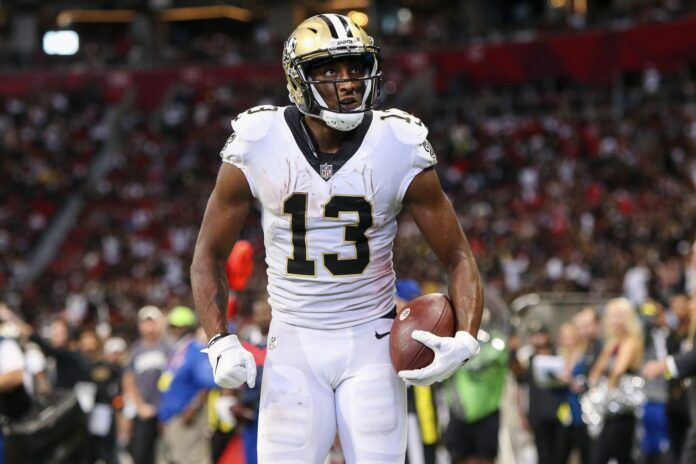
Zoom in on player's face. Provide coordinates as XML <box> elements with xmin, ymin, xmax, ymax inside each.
<box><xmin>308</xmin><ymin>56</ymin><xmax>366</xmax><ymax>112</ymax></box>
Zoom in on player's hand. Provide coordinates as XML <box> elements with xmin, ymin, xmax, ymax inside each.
<box><xmin>203</xmin><ymin>334</ymin><xmax>257</xmax><ymax>389</ymax></box>
<box><xmin>398</xmin><ymin>330</ymin><xmax>480</xmax><ymax>386</ymax></box>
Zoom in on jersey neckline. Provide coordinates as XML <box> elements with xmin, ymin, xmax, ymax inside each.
<box><xmin>283</xmin><ymin>106</ymin><xmax>373</xmax><ymax>182</ymax></box>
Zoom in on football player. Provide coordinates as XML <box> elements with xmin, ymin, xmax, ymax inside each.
<box><xmin>191</xmin><ymin>13</ymin><xmax>483</xmax><ymax>463</ymax></box>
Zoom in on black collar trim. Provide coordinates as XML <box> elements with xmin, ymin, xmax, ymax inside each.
<box><xmin>283</xmin><ymin>106</ymin><xmax>373</xmax><ymax>181</ymax></box>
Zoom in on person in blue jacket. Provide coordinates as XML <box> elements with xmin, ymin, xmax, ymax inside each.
<box><xmin>157</xmin><ymin>306</ymin><xmax>218</xmax><ymax>464</ymax></box>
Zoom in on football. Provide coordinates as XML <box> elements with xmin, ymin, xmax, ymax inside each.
<box><xmin>389</xmin><ymin>293</ymin><xmax>457</xmax><ymax>372</ymax></box>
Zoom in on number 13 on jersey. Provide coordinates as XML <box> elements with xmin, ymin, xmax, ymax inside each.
<box><xmin>282</xmin><ymin>193</ymin><xmax>373</xmax><ymax>277</ymax></box>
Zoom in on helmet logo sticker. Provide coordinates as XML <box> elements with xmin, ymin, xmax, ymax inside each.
<box><xmin>282</xmin><ymin>37</ymin><xmax>297</xmax><ymax>70</ymax></box>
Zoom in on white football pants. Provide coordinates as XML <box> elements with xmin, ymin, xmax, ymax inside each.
<box><xmin>258</xmin><ymin>315</ymin><xmax>407</xmax><ymax>463</ymax></box>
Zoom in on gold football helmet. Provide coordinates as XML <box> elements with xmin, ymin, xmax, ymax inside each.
<box><xmin>282</xmin><ymin>14</ymin><xmax>381</xmax><ymax>131</ymax></box>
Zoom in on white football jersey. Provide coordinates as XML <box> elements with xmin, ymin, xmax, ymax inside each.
<box><xmin>221</xmin><ymin>105</ymin><xmax>437</xmax><ymax>329</ymax></box>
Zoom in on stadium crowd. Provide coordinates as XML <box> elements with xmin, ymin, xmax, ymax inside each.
<box><xmin>5</xmin><ymin>71</ymin><xmax>694</xmax><ymax>324</ymax></box>
<box><xmin>1</xmin><ymin>14</ymin><xmax>696</xmax><ymax>461</ymax></box>
<box><xmin>0</xmin><ymin>87</ymin><xmax>108</xmax><ymax>307</ymax></box>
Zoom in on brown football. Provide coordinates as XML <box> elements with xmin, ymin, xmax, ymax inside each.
<box><xmin>389</xmin><ymin>293</ymin><xmax>457</xmax><ymax>372</ymax></box>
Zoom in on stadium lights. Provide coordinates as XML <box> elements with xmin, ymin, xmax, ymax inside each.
<box><xmin>322</xmin><ymin>0</ymin><xmax>370</xmax><ymax>10</ymax></box>
<box><xmin>57</xmin><ymin>10</ymin><xmax>136</xmax><ymax>27</ymax></box>
<box><xmin>55</xmin><ymin>5</ymin><xmax>253</xmax><ymax>26</ymax></box>
<box><xmin>396</xmin><ymin>8</ymin><xmax>412</xmax><ymax>23</ymax></box>
<box><xmin>574</xmin><ymin>0</ymin><xmax>588</xmax><ymax>14</ymax></box>
<box><xmin>43</xmin><ymin>30</ymin><xmax>79</xmax><ymax>55</ymax></box>
<box><xmin>160</xmin><ymin>5</ymin><xmax>253</xmax><ymax>22</ymax></box>
<box><xmin>347</xmin><ymin>11</ymin><xmax>368</xmax><ymax>27</ymax></box>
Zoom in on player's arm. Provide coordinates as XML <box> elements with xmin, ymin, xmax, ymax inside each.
<box><xmin>192</xmin><ymin>163</ymin><xmax>253</xmax><ymax>337</ymax></box>
<box><xmin>404</xmin><ymin>168</ymin><xmax>483</xmax><ymax>335</ymax></box>
<box><xmin>398</xmin><ymin>168</ymin><xmax>482</xmax><ymax>386</ymax></box>
<box><xmin>190</xmin><ymin>162</ymin><xmax>257</xmax><ymax>388</ymax></box>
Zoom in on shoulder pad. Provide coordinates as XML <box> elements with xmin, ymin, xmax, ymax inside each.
<box><xmin>230</xmin><ymin>105</ymin><xmax>281</xmax><ymax>142</ymax></box>
<box><xmin>377</xmin><ymin>108</ymin><xmax>428</xmax><ymax>145</ymax></box>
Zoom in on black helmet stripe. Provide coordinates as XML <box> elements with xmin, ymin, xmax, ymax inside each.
<box><xmin>335</xmin><ymin>15</ymin><xmax>354</xmax><ymax>38</ymax></box>
<box><xmin>319</xmin><ymin>15</ymin><xmax>339</xmax><ymax>38</ymax></box>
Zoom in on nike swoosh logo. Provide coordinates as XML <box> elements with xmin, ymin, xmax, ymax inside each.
<box><xmin>215</xmin><ymin>355</ymin><xmax>222</xmax><ymax>373</ymax></box>
<box><xmin>375</xmin><ymin>331</ymin><xmax>390</xmax><ymax>340</ymax></box>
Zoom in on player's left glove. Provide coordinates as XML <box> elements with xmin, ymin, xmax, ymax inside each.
<box><xmin>398</xmin><ymin>330</ymin><xmax>480</xmax><ymax>387</ymax></box>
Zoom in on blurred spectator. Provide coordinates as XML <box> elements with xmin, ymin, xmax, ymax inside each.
<box><xmin>589</xmin><ymin>298</ymin><xmax>644</xmax><ymax>464</ymax></box>
<box><xmin>510</xmin><ymin>322</ymin><xmax>560</xmax><ymax>464</ymax></box>
<box><xmin>102</xmin><ymin>336</ymin><xmax>130</xmax><ymax>454</ymax></box>
<box><xmin>643</xmin><ymin>295</ymin><xmax>696</xmax><ymax>464</ymax></box>
<box><xmin>122</xmin><ymin>305</ymin><xmax>170</xmax><ymax>464</ymax></box>
<box><xmin>443</xmin><ymin>322</ymin><xmax>508</xmax><ymax>464</ymax></box>
<box><xmin>32</xmin><ymin>317</ymin><xmax>91</xmax><ymax>389</ymax></box>
<box><xmin>0</xmin><ymin>329</ymin><xmax>29</xmax><ymax>464</ymax></box>
<box><xmin>22</xmin><ymin>341</ymin><xmax>50</xmax><ymax>395</ymax></box>
<box><xmin>556</xmin><ymin>322</ymin><xmax>591</xmax><ymax>464</ymax></box>
<box><xmin>665</xmin><ymin>320</ymin><xmax>692</xmax><ymax>464</ymax></box>
<box><xmin>638</xmin><ymin>301</ymin><xmax>671</xmax><ymax>462</ymax></box>
<box><xmin>685</xmin><ymin>240</ymin><xmax>696</xmax><ymax>297</ymax></box>
<box><xmin>79</xmin><ymin>329</ymin><xmax>122</xmax><ymax>464</ymax></box>
<box><xmin>624</xmin><ymin>260</ymin><xmax>651</xmax><ymax>307</ymax></box>
<box><xmin>574</xmin><ymin>307</ymin><xmax>604</xmax><ymax>373</ymax></box>
<box><xmin>662</xmin><ymin>294</ymin><xmax>692</xmax><ymax>461</ymax></box>
<box><xmin>103</xmin><ymin>337</ymin><xmax>127</xmax><ymax>367</ymax></box>
<box><xmin>207</xmin><ymin>389</ymin><xmax>238</xmax><ymax>464</ymax></box>
<box><xmin>157</xmin><ymin>306</ymin><xmax>216</xmax><ymax>464</ymax></box>
<box><xmin>4</xmin><ymin>309</ymin><xmax>92</xmax><ymax>391</ymax></box>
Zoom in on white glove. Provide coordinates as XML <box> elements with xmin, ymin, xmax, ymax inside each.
<box><xmin>398</xmin><ymin>330</ymin><xmax>480</xmax><ymax>387</ymax></box>
<box><xmin>203</xmin><ymin>334</ymin><xmax>257</xmax><ymax>389</ymax></box>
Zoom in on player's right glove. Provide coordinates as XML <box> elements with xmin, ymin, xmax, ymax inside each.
<box><xmin>398</xmin><ymin>330</ymin><xmax>480</xmax><ymax>387</ymax></box>
<box><xmin>203</xmin><ymin>334</ymin><xmax>257</xmax><ymax>389</ymax></box>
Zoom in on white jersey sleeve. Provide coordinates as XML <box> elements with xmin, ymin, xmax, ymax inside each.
<box><xmin>220</xmin><ymin>105</ymin><xmax>282</xmax><ymax>198</ymax></box>
<box><xmin>377</xmin><ymin>108</ymin><xmax>438</xmax><ymax>201</ymax></box>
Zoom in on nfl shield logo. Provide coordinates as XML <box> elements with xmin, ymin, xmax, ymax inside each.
<box><xmin>320</xmin><ymin>163</ymin><xmax>333</xmax><ymax>180</ymax></box>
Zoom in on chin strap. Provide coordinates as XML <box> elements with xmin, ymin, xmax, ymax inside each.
<box><xmin>318</xmin><ymin>109</ymin><xmax>364</xmax><ymax>131</ymax></box>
